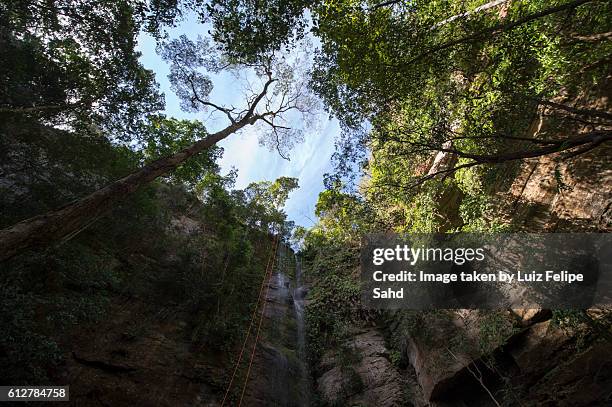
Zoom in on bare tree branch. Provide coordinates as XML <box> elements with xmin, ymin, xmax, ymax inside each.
<box><xmin>370</xmin><ymin>130</ymin><xmax>611</xmax><ymax>191</ymax></box>
<box><xmin>0</xmin><ymin>49</ymin><xmax>316</xmax><ymax>260</ymax></box>
<box><xmin>372</xmin><ymin>0</ymin><xmax>402</xmax><ymax>9</ymax></box>
<box><xmin>534</xmin><ymin>98</ymin><xmax>612</xmax><ymax>122</ymax></box>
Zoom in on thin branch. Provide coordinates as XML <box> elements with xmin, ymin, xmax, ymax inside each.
<box><xmin>261</xmin><ymin>117</ymin><xmax>290</xmax><ymax>130</ymax></box>
<box><xmin>388</xmin><ymin>131</ymin><xmax>612</xmax><ymax>164</ymax></box>
<box><xmin>273</xmin><ymin>128</ymin><xmax>290</xmax><ymax>161</ymax></box>
<box><xmin>535</xmin><ymin>98</ymin><xmax>612</xmax><ymax>122</ymax></box>
<box><xmin>370</xmin><ymin>130</ymin><xmax>611</xmax><ymax>190</ymax></box>
<box><xmin>372</xmin><ymin>0</ymin><xmax>402</xmax><ymax>9</ymax></box>
<box><xmin>566</xmin><ymin>31</ymin><xmax>612</xmax><ymax>43</ymax></box>
<box><xmin>431</xmin><ymin>0</ymin><xmax>511</xmax><ymax>29</ymax></box>
<box><xmin>185</xmin><ymin>72</ymin><xmax>237</xmax><ymax>123</ymax></box>
<box><xmin>244</xmin><ymin>70</ymin><xmax>276</xmax><ymax>122</ymax></box>
<box><xmin>414</xmin><ymin>161</ymin><xmax>479</xmax><ymax>185</ymax></box>
<box><xmin>561</xmin><ymin>138</ymin><xmax>604</xmax><ymax>159</ymax></box>
<box><xmin>377</xmin><ymin>132</ymin><xmax>563</xmax><ymax>146</ymax></box>
<box><xmin>447</xmin><ymin>348</ymin><xmax>502</xmax><ymax>407</ymax></box>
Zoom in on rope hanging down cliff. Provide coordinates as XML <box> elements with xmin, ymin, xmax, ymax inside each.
<box><xmin>238</xmin><ymin>235</ymin><xmax>280</xmax><ymax>407</ymax></box>
<box><xmin>221</xmin><ymin>234</ymin><xmax>280</xmax><ymax>406</ymax></box>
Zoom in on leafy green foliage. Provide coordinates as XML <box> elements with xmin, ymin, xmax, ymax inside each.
<box><xmin>0</xmin><ymin>0</ymin><xmax>170</xmax><ymax>140</ymax></box>
<box><xmin>143</xmin><ymin>116</ymin><xmax>222</xmax><ymax>187</ymax></box>
<box><xmin>300</xmin><ymin>235</ymin><xmax>364</xmax><ymax>367</ymax></box>
<box><xmin>476</xmin><ymin>310</ymin><xmax>519</xmax><ymax>354</ymax></box>
<box><xmin>236</xmin><ymin>176</ymin><xmax>299</xmax><ymax>234</ymax></box>
<box><xmin>311</xmin><ymin>0</ymin><xmax>611</xmax><ymax>228</ymax></box>
<box><xmin>307</xmin><ymin>0</ymin><xmax>612</xmax><ymax>235</ymax></box>
<box><xmin>204</xmin><ymin>0</ymin><xmax>312</xmax><ymax>63</ymax></box>
<box><xmin>0</xmin><ymin>114</ymin><xmax>297</xmax><ymax>383</ymax></box>
<box><xmin>312</xmin><ymin>0</ymin><xmax>610</xmax><ymax>127</ymax></box>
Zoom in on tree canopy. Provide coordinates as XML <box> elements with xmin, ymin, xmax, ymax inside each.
<box><xmin>1</xmin><ymin>0</ymin><xmax>610</xmax><ymax>253</ymax></box>
<box><xmin>308</xmin><ymin>0</ymin><xmax>611</xmax><ymax>233</ymax></box>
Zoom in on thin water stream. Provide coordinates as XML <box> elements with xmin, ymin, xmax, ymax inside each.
<box><xmin>250</xmin><ymin>244</ymin><xmax>312</xmax><ymax>406</ymax></box>
<box><xmin>292</xmin><ymin>255</ymin><xmax>311</xmax><ymax>406</ymax></box>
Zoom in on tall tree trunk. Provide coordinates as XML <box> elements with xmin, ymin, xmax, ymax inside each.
<box><xmin>0</xmin><ymin>119</ymin><xmax>252</xmax><ymax>262</ymax></box>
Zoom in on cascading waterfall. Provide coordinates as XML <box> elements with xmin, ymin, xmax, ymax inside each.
<box><xmin>292</xmin><ymin>255</ymin><xmax>311</xmax><ymax>406</ymax></box>
<box><xmin>244</xmin><ymin>242</ymin><xmax>312</xmax><ymax>406</ymax></box>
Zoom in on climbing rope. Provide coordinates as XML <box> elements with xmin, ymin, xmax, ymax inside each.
<box><xmin>237</xmin><ymin>237</ymin><xmax>278</xmax><ymax>407</ymax></box>
<box><xmin>221</xmin><ymin>234</ymin><xmax>280</xmax><ymax>406</ymax></box>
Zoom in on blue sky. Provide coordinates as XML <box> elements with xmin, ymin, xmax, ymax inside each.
<box><xmin>136</xmin><ymin>17</ymin><xmax>339</xmax><ymax>228</ymax></box>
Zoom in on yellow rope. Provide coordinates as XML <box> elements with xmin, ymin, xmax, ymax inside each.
<box><xmin>221</xmin><ymin>235</ymin><xmax>279</xmax><ymax>406</ymax></box>
<box><xmin>238</xmin><ymin>236</ymin><xmax>279</xmax><ymax>407</ymax></box>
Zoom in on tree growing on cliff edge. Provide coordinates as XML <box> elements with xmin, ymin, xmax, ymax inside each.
<box><xmin>0</xmin><ymin>2</ymin><xmax>315</xmax><ymax>262</ymax></box>
<box><xmin>237</xmin><ymin>176</ymin><xmax>300</xmax><ymax>234</ymax></box>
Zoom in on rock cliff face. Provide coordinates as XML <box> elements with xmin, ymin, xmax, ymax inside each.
<box><xmin>60</xmin><ymin>244</ymin><xmax>312</xmax><ymax>407</ymax></box>
<box><xmin>308</xmin><ymin>91</ymin><xmax>611</xmax><ymax>406</ymax></box>
<box><xmin>411</xmin><ymin>94</ymin><xmax>612</xmax><ymax>405</ymax></box>
<box><xmin>241</xmin><ymin>249</ymin><xmax>312</xmax><ymax>407</ymax></box>
<box><xmin>505</xmin><ymin>143</ymin><xmax>612</xmax><ymax>232</ymax></box>
<box><xmin>66</xmin><ymin>298</ymin><xmax>228</xmax><ymax>406</ymax></box>
<box><xmin>494</xmin><ymin>84</ymin><xmax>611</xmax><ymax>233</ymax></box>
<box><xmin>316</xmin><ymin>329</ymin><xmax>409</xmax><ymax>406</ymax></box>
<box><xmin>391</xmin><ymin>310</ymin><xmax>611</xmax><ymax>406</ymax></box>
<box><xmin>311</xmin><ymin>300</ymin><xmax>611</xmax><ymax>406</ymax></box>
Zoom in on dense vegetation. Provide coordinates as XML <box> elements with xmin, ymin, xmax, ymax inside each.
<box><xmin>0</xmin><ymin>0</ymin><xmax>610</xmax><ymax>405</ymax></box>
<box><xmin>0</xmin><ymin>118</ymin><xmax>298</xmax><ymax>383</ymax></box>
<box><xmin>310</xmin><ymin>0</ymin><xmax>611</xmax><ymax>232</ymax></box>
<box><xmin>0</xmin><ymin>0</ymin><xmax>300</xmax><ymax>385</ymax></box>
<box><xmin>298</xmin><ymin>1</ymin><xmax>611</xmax><ymax>404</ymax></box>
